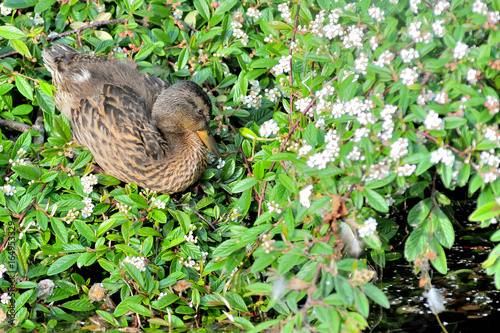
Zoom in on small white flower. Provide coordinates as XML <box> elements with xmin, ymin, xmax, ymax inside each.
<box><xmin>260</xmin><ymin>119</ymin><xmax>280</xmax><ymax>138</ymax></box>
<box><xmin>1</xmin><ymin>2</ymin><xmax>13</xmax><ymax>15</ymax></box>
<box><xmin>299</xmin><ymin>185</ymin><xmax>313</xmax><ymax>208</ymax></box>
<box><xmin>453</xmin><ymin>41</ymin><xmax>470</xmax><ymax>60</ymax></box>
<box><xmin>424</xmin><ymin>110</ymin><xmax>444</xmax><ymax>131</ymax></box>
<box><xmin>123</xmin><ymin>256</ymin><xmax>147</xmax><ymax>272</ymax></box>
<box><xmin>0</xmin><ymin>293</ymin><xmax>11</xmax><ymax>305</ymax></box>
<box><xmin>173</xmin><ymin>8</ymin><xmax>183</xmax><ymax>20</ymax></box>
<box><xmin>358</xmin><ymin>217</ymin><xmax>377</xmax><ymax>238</ymax></box>
<box><xmin>247</xmin><ymin>7</ymin><xmax>260</xmax><ymax>19</ymax></box>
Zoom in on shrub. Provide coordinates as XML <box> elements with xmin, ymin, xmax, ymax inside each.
<box><xmin>0</xmin><ymin>0</ymin><xmax>499</xmax><ymax>331</ymax></box>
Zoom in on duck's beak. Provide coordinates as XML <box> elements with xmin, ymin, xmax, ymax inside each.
<box><xmin>196</xmin><ymin>130</ymin><xmax>221</xmax><ymax>158</ymax></box>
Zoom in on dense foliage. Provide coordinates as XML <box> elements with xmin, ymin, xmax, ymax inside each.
<box><xmin>0</xmin><ymin>0</ymin><xmax>500</xmax><ymax>331</ymax></box>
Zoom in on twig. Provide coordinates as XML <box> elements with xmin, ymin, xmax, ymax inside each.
<box><xmin>192</xmin><ymin>209</ymin><xmax>216</xmax><ymax>230</ymax></box>
<box><xmin>256</xmin><ymin>3</ymin><xmax>302</xmax><ymax>217</ymax></box>
<box><xmin>32</xmin><ymin>107</ymin><xmax>45</xmax><ymax>145</ymax></box>
<box><xmin>0</xmin><ymin>118</ymin><xmax>32</xmax><ymax>132</ymax></box>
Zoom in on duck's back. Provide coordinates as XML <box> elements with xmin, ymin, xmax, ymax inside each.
<box><xmin>42</xmin><ymin>44</ymin><xmax>169</xmax><ymax>119</ymax></box>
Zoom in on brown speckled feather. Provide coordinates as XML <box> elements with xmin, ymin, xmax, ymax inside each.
<box><xmin>43</xmin><ymin>44</ymin><xmax>219</xmax><ymax>193</ymax></box>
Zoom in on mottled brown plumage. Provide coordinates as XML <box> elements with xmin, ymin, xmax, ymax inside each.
<box><xmin>42</xmin><ymin>44</ymin><xmax>220</xmax><ymax>194</ymax></box>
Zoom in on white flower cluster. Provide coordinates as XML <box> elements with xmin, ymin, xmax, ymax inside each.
<box><xmin>123</xmin><ymin>256</ymin><xmax>147</xmax><ymax>272</ymax></box>
<box><xmin>368</xmin><ymin>6</ymin><xmax>385</xmax><ymax>22</ymax></box>
<box><xmin>0</xmin><ymin>293</ymin><xmax>10</xmax><ymax>305</ymax></box>
<box><xmin>400</xmin><ymin>67</ymin><xmax>419</xmax><ymax>86</ymax></box>
<box><xmin>488</xmin><ymin>11</ymin><xmax>500</xmax><ymax>25</ymax></box>
<box><xmin>484</xmin><ymin>126</ymin><xmax>500</xmax><ymax>142</ymax></box>
<box><xmin>247</xmin><ymin>7</ymin><xmax>260</xmax><ymax>19</ymax></box>
<box><xmin>81</xmin><ymin>197</ymin><xmax>94</xmax><ymax>218</ymax></box>
<box><xmin>417</xmin><ymin>89</ymin><xmax>436</xmax><ymax>105</ymax></box>
<box><xmin>152</xmin><ymin>197</ymin><xmax>166</xmax><ymax>209</ymax></box>
<box><xmin>430</xmin><ymin>148</ymin><xmax>455</xmax><ymax>167</ymax></box>
<box><xmin>231</xmin><ymin>16</ymin><xmax>248</xmax><ymax>46</ymax></box>
<box><xmin>472</xmin><ymin>0</ymin><xmax>488</xmax><ymax>15</ymax></box>
<box><xmin>407</xmin><ymin>21</ymin><xmax>432</xmax><ymax>43</ymax></box>
<box><xmin>369</xmin><ymin>36</ymin><xmax>378</xmax><ymax>51</ymax></box>
<box><xmin>354</xmin><ymin>127</ymin><xmax>371</xmax><ymax>143</ymax></box>
<box><xmin>479</xmin><ymin>150</ymin><xmax>500</xmax><ymax>168</ymax></box>
<box><xmin>466</xmin><ymin>68</ymin><xmax>479</xmax><ymax>85</ymax></box>
<box><xmin>410</xmin><ymin>0</ymin><xmax>421</xmax><ymax>13</ymax></box>
<box><xmin>367</xmin><ymin>160</ymin><xmax>391</xmax><ymax>181</ymax></box>
<box><xmin>260</xmin><ymin>119</ymin><xmax>280</xmax><ymax>138</ymax></box>
<box><xmin>81</xmin><ymin>174</ymin><xmax>98</xmax><ymax>194</ymax></box>
<box><xmin>374</xmin><ymin>50</ymin><xmax>394</xmax><ymax>67</ymax></box>
<box><xmin>299</xmin><ymin>185</ymin><xmax>313</xmax><ymax>208</ymax></box>
<box><xmin>355</xmin><ymin>53</ymin><xmax>369</xmax><ymax>74</ymax></box>
<box><xmin>434</xmin><ymin>0</ymin><xmax>450</xmax><ymax>15</ymax></box>
<box><xmin>307</xmin><ymin>129</ymin><xmax>340</xmax><ymax>170</ymax></box>
<box><xmin>483</xmin><ymin>171</ymin><xmax>498</xmax><ymax>183</ymax></box>
<box><xmin>0</xmin><ymin>183</ymin><xmax>17</xmax><ymax>196</ymax></box>
<box><xmin>264</xmin><ymin>87</ymin><xmax>282</xmax><ymax>103</ymax></box>
<box><xmin>396</xmin><ymin>164</ymin><xmax>417</xmax><ymax>177</ymax></box>
<box><xmin>401</xmin><ymin>48</ymin><xmax>419</xmax><ymax>63</ymax></box>
<box><xmin>173</xmin><ymin>8</ymin><xmax>183</xmax><ymax>20</ymax></box>
<box><xmin>117</xmin><ymin>202</ymin><xmax>131</xmax><ymax>214</ymax></box>
<box><xmin>296</xmin><ymin>97</ymin><xmax>313</xmax><ymax>116</ymax></box>
<box><xmin>453</xmin><ymin>41</ymin><xmax>470</xmax><ymax>60</ymax></box>
<box><xmin>65</xmin><ymin>208</ymin><xmax>79</xmax><ymax>224</ymax></box>
<box><xmin>216</xmin><ymin>158</ymin><xmax>225</xmax><ymax>169</ymax></box>
<box><xmin>243</xmin><ymin>80</ymin><xmax>263</xmax><ymax>108</ymax></box>
<box><xmin>278</xmin><ymin>2</ymin><xmax>293</xmax><ymax>24</ymax></box>
<box><xmin>347</xmin><ymin>146</ymin><xmax>365</xmax><ymax>161</ymax></box>
<box><xmin>331</xmin><ymin>97</ymin><xmax>370</xmax><ymax>119</ymax></box>
<box><xmin>485</xmin><ymin>96</ymin><xmax>500</xmax><ymax>114</ymax></box>
<box><xmin>342</xmin><ymin>25</ymin><xmax>364</xmax><ymax>49</ymax></box>
<box><xmin>357</xmin><ymin>110</ymin><xmax>377</xmax><ymax>126</ymax></box>
<box><xmin>298</xmin><ymin>144</ymin><xmax>313</xmax><ymax>157</ymax></box>
<box><xmin>33</xmin><ymin>12</ymin><xmax>44</xmax><ymax>25</ymax></box>
<box><xmin>358</xmin><ymin>217</ymin><xmax>377</xmax><ymax>238</ymax></box>
<box><xmin>1</xmin><ymin>2</ymin><xmax>12</xmax><ymax>15</ymax></box>
<box><xmin>432</xmin><ymin>20</ymin><xmax>445</xmax><ymax>37</ymax></box>
<box><xmin>272</xmin><ymin>55</ymin><xmax>292</xmax><ymax>76</ymax></box>
<box><xmin>424</xmin><ymin>110</ymin><xmax>444</xmax><ymax>131</ymax></box>
<box><xmin>184</xmin><ymin>230</ymin><xmax>198</xmax><ymax>244</ymax></box>
<box><xmin>378</xmin><ymin>104</ymin><xmax>398</xmax><ymax>142</ymax></box>
<box><xmin>390</xmin><ymin>138</ymin><xmax>409</xmax><ymax>160</ymax></box>
<box><xmin>261</xmin><ymin>234</ymin><xmax>275</xmax><ymax>254</ymax></box>
<box><xmin>434</xmin><ymin>91</ymin><xmax>448</xmax><ymax>105</ymax></box>
<box><xmin>267</xmin><ymin>201</ymin><xmax>282</xmax><ymax>214</ymax></box>
<box><xmin>306</xmin><ymin>10</ymin><xmax>326</xmax><ymax>37</ymax></box>
<box><xmin>0</xmin><ymin>264</ymin><xmax>6</xmax><ymax>279</ymax></box>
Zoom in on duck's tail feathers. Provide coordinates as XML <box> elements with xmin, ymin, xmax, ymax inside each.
<box><xmin>42</xmin><ymin>44</ymin><xmax>77</xmax><ymax>76</ymax></box>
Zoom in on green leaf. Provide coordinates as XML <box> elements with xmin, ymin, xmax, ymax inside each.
<box><xmin>432</xmin><ymin>208</ymin><xmax>455</xmax><ymax>248</ymax></box>
<box><xmin>35</xmin><ymin>0</ymin><xmax>57</xmax><ymax>12</ymax></box>
<box><xmin>12</xmin><ymin>164</ymin><xmax>42</xmax><ymax>180</ymax></box>
<box><xmin>134</xmin><ymin>43</ymin><xmax>155</xmax><ymax>61</ymax></box>
<box><xmin>126</xmin><ymin>303</ymin><xmax>151</xmax><ymax>317</ymax></box>
<box><xmin>50</xmin><ymin>217</ymin><xmax>68</xmax><ymax>243</ymax></box>
<box><xmin>3</xmin><ymin>0</ymin><xmax>37</xmax><ymax>8</ymax></box>
<box><xmin>72</xmin><ymin>150</ymin><xmax>92</xmax><ymax>170</ymax></box>
<box><xmin>407</xmin><ymin>199</ymin><xmax>431</xmax><ymax>227</ymax></box>
<box><xmin>363</xmin><ymin>284</ymin><xmax>389</xmax><ymax>308</ymax></box>
<box><xmin>0</xmin><ymin>26</ymin><xmax>25</xmax><ymax>39</ymax></box>
<box><xmin>96</xmin><ymin>310</ymin><xmax>120</xmax><ymax>326</ymax></box>
<box><xmin>62</xmin><ymin>299</ymin><xmax>95</xmax><ymax>311</ymax></box>
<box><xmin>74</xmin><ymin>221</ymin><xmax>97</xmax><ymax>242</ymax></box>
<box><xmin>469</xmin><ymin>202</ymin><xmax>500</xmax><ymax>221</ymax></box>
<box><xmin>48</xmin><ymin>253</ymin><xmax>80</xmax><ymax>275</ymax></box>
<box><xmin>231</xmin><ymin>177</ymin><xmax>259</xmax><ymax>193</ymax></box>
<box><xmin>11</xmin><ymin>39</ymin><xmax>31</xmax><ymax>58</ymax></box>
<box><xmin>15</xmin><ymin>75</ymin><xmax>33</xmax><ymax>100</ymax></box>
<box><xmin>53</xmin><ymin>117</ymin><xmax>71</xmax><ymax>143</ymax></box>
<box><xmin>363</xmin><ymin>189</ymin><xmax>389</xmax><ymax>213</ymax></box>
<box><xmin>123</xmin><ymin>262</ymin><xmax>145</xmax><ymax>286</ymax></box>
<box><xmin>194</xmin><ymin>0</ymin><xmax>210</xmax><ymax>21</ymax></box>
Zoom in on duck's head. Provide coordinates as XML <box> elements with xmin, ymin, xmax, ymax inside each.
<box><xmin>152</xmin><ymin>81</ymin><xmax>220</xmax><ymax>158</ymax></box>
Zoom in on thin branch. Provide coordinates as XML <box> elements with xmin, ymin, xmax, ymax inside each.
<box><xmin>0</xmin><ymin>118</ymin><xmax>32</xmax><ymax>132</ymax></box>
<box><xmin>32</xmin><ymin>107</ymin><xmax>45</xmax><ymax>145</ymax></box>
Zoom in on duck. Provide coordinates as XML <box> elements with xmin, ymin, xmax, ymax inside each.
<box><xmin>42</xmin><ymin>44</ymin><xmax>220</xmax><ymax>194</ymax></box>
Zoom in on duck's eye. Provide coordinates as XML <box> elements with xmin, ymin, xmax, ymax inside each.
<box><xmin>197</xmin><ymin>108</ymin><xmax>203</xmax><ymax>115</ymax></box>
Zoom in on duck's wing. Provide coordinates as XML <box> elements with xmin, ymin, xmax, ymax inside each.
<box><xmin>43</xmin><ymin>44</ymin><xmax>170</xmax><ymax>119</ymax></box>
<box><xmin>72</xmin><ymin>84</ymin><xmax>169</xmax><ymax>172</ymax></box>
